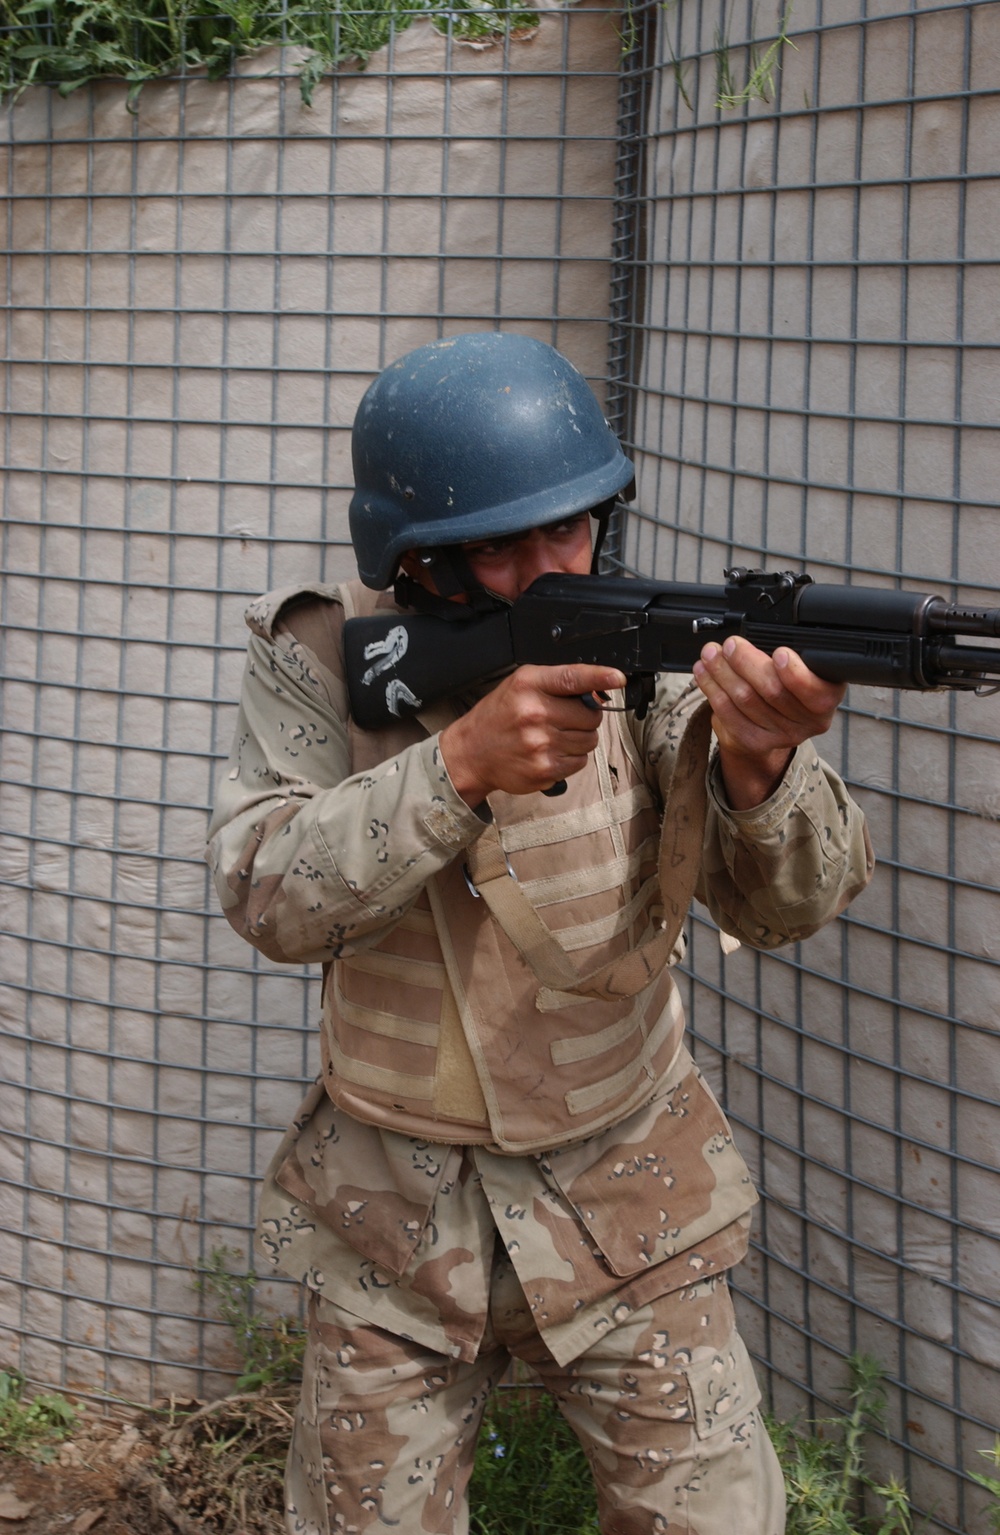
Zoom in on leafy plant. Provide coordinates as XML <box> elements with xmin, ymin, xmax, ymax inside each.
<box><xmin>971</xmin><ymin>1439</ymin><xmax>1000</xmax><ymax>1534</ymax></box>
<box><xmin>770</xmin><ymin>1353</ymin><xmax>914</xmax><ymax>1535</ymax></box>
<box><xmin>195</xmin><ymin>1246</ymin><xmax>305</xmax><ymax>1392</ymax></box>
<box><xmin>0</xmin><ymin>1369</ymin><xmax>79</xmax><ymax>1462</ymax></box>
<box><xmin>469</xmin><ymin>1386</ymin><xmax>599</xmax><ymax>1535</ymax></box>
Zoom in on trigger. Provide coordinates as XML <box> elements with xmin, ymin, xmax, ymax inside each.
<box><xmin>624</xmin><ymin>675</ymin><xmax>654</xmax><ymax>719</ymax></box>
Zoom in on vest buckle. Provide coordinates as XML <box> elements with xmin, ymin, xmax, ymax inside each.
<box><xmin>462</xmin><ymin>848</ymin><xmax>516</xmax><ymax>899</ymax></box>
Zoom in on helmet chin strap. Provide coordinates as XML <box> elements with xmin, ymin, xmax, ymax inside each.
<box><xmin>421</xmin><ymin>546</ymin><xmax>511</xmax><ymax>608</ymax></box>
<box><xmin>394</xmin><ymin>547</ymin><xmax>511</xmax><ymax>617</ymax></box>
<box><xmin>589</xmin><ymin>492</ymin><xmax>625</xmax><ymax>572</ymax></box>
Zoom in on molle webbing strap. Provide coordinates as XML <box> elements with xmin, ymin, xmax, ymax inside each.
<box><xmin>462</xmin><ymin>700</ymin><xmax>713</xmax><ymax>1001</ymax></box>
<box><xmin>514</xmin><ymin>843</ymin><xmax>653</xmax><ymax>911</ymax></box>
<box><xmin>498</xmin><ymin>783</ymin><xmax>651</xmax><ymax>850</ymax></box>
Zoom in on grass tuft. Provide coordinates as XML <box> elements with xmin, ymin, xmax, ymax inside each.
<box><xmin>0</xmin><ymin>1369</ymin><xmax>79</xmax><ymax>1462</ymax></box>
<box><xmin>196</xmin><ymin>1246</ymin><xmax>306</xmax><ymax>1393</ymax></box>
<box><xmin>0</xmin><ymin>0</ymin><xmax>539</xmax><ymax>106</ymax></box>
<box><xmin>714</xmin><ymin>2</ymin><xmax>795</xmax><ymax>111</ymax></box>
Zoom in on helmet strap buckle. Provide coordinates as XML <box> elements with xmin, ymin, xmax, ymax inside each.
<box><xmin>402</xmin><ymin>546</ymin><xmax>512</xmax><ymax>613</ymax></box>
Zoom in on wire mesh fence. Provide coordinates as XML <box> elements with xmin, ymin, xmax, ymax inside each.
<box><xmin>0</xmin><ymin>0</ymin><xmax>997</xmax><ymax>1529</ymax></box>
<box><xmin>614</xmin><ymin>2</ymin><xmax>1000</xmax><ymax>1530</ymax></box>
<box><xmin>0</xmin><ymin>4</ymin><xmax>625</xmax><ymax>1404</ymax></box>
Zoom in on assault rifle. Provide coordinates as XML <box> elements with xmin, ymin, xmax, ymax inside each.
<box><xmin>344</xmin><ymin>568</ymin><xmax>1000</xmax><ymax>731</ymax></box>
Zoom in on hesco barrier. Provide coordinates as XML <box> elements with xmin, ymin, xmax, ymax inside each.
<box><xmin>0</xmin><ymin>2</ymin><xmax>997</xmax><ymax>1529</ymax></box>
<box><xmin>0</xmin><ymin>4</ymin><xmax>624</xmax><ymax>1405</ymax></box>
<box><xmin>617</xmin><ymin>3</ymin><xmax>999</xmax><ymax>1531</ymax></box>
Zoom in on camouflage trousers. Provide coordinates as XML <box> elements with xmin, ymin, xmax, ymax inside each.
<box><xmin>284</xmin><ymin>1251</ymin><xmax>785</xmax><ymax>1535</ymax></box>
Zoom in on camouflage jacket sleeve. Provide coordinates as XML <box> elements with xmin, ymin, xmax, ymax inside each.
<box><xmin>206</xmin><ymin>590</ymin><xmax>489</xmax><ymax>965</ymax></box>
<box><xmin>635</xmin><ymin>675</ymin><xmax>874</xmax><ymax>950</ymax></box>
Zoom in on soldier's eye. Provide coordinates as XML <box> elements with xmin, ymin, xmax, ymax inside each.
<box><xmin>464</xmin><ymin>536</ymin><xmax>517</xmax><ymax>559</ymax></box>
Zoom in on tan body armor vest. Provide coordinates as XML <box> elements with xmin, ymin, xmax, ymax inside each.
<box><xmin>314</xmin><ymin>581</ymin><xmax>711</xmax><ymax>1156</ymax></box>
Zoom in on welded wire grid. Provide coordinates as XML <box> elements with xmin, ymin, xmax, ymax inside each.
<box><xmin>613</xmin><ymin>1</ymin><xmax>1000</xmax><ymax>1531</ymax></box>
<box><xmin>0</xmin><ymin>9</ymin><xmax>623</xmax><ymax>1402</ymax></box>
<box><xmin>1</xmin><ymin>1</ymin><xmax>998</xmax><ymax>1527</ymax></box>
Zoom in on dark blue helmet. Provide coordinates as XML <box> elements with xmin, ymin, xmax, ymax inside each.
<box><xmin>348</xmin><ymin>332</ymin><xmax>635</xmax><ymax>590</ymax></box>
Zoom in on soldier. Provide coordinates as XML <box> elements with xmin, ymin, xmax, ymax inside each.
<box><xmin>208</xmin><ymin>332</ymin><xmax>873</xmax><ymax>1535</ymax></box>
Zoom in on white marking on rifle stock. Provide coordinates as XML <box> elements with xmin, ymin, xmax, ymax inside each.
<box><xmin>359</xmin><ymin>628</ymin><xmax>423</xmax><ymax>717</ymax></box>
<box><xmin>385</xmin><ymin>678</ymin><xmax>422</xmax><ymax>716</ymax></box>
<box><xmin>361</xmin><ymin>626</ymin><xmax>408</xmax><ymax>685</ymax></box>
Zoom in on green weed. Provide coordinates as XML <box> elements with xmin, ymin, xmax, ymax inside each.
<box><xmin>469</xmin><ymin>1387</ymin><xmax>599</xmax><ymax>1535</ymax></box>
<box><xmin>195</xmin><ymin>1247</ymin><xmax>305</xmax><ymax>1393</ymax></box>
<box><xmin>771</xmin><ymin>1353</ymin><xmax>913</xmax><ymax>1535</ymax></box>
<box><xmin>0</xmin><ymin>0</ymin><xmax>543</xmax><ymax>106</ymax></box>
<box><xmin>0</xmin><ymin>0</ymin><xmax>538</xmax><ymax>107</ymax></box>
<box><xmin>713</xmin><ymin>2</ymin><xmax>795</xmax><ymax>111</ymax></box>
<box><xmin>657</xmin><ymin>0</ymin><xmax>692</xmax><ymax>111</ymax></box>
<box><xmin>0</xmin><ymin>1369</ymin><xmax>79</xmax><ymax>1462</ymax></box>
<box><xmin>712</xmin><ymin>13</ymin><xmax>738</xmax><ymax>107</ymax></box>
<box><xmin>971</xmin><ymin>1439</ymin><xmax>1000</xmax><ymax>1534</ymax></box>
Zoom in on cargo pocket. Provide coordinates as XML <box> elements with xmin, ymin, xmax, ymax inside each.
<box><xmin>683</xmin><ymin>1329</ymin><xmax>762</xmax><ymax>1440</ymax></box>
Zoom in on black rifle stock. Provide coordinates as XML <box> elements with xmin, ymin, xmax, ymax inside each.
<box><xmin>345</xmin><ymin>568</ymin><xmax>1000</xmax><ymax>731</ymax></box>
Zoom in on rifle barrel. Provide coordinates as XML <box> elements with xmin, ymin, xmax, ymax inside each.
<box><xmin>929</xmin><ymin>605</ymin><xmax>1000</xmax><ymax>639</ymax></box>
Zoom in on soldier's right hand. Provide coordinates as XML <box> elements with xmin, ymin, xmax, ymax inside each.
<box><xmin>439</xmin><ymin>663</ymin><xmax>626</xmax><ymax>805</ymax></box>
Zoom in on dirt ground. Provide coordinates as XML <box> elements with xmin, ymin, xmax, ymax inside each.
<box><xmin>0</xmin><ymin>1393</ymin><xmax>291</xmax><ymax>1535</ymax></box>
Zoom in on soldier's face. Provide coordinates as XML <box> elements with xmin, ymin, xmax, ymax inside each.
<box><xmin>404</xmin><ymin>512</ymin><xmax>593</xmax><ymax>602</ymax></box>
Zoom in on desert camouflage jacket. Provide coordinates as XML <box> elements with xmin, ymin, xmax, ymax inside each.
<box><xmin>208</xmin><ymin>580</ymin><xmax>873</xmax><ymax>1365</ymax></box>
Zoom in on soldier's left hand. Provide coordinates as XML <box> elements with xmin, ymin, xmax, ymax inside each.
<box><xmin>693</xmin><ymin>636</ymin><xmax>846</xmax><ymax>811</ymax></box>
